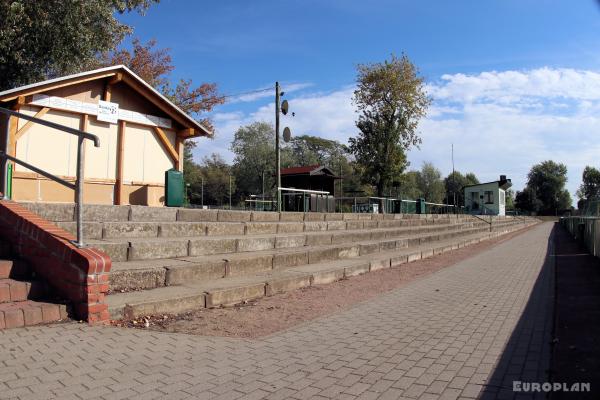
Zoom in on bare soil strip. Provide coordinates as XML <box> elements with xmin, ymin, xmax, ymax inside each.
<box><xmin>112</xmin><ymin>225</ymin><xmax>535</xmax><ymax>338</ymax></box>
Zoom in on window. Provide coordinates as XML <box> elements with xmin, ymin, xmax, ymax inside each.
<box><xmin>484</xmin><ymin>191</ymin><xmax>493</xmax><ymax>204</ymax></box>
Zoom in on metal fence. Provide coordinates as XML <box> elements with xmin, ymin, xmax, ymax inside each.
<box><xmin>560</xmin><ymin>216</ymin><xmax>600</xmax><ymax>258</ymax></box>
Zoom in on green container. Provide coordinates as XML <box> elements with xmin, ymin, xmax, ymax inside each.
<box><xmin>165</xmin><ymin>169</ymin><xmax>184</xmax><ymax>207</ymax></box>
<box><xmin>7</xmin><ymin>163</ymin><xmax>12</xmax><ymax>199</ymax></box>
<box><xmin>416</xmin><ymin>198</ymin><xmax>426</xmax><ymax>214</ymax></box>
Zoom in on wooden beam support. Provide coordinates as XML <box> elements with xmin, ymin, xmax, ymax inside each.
<box><xmin>175</xmin><ymin>137</ymin><xmax>184</xmax><ymax>172</ymax></box>
<box><xmin>177</xmin><ymin>128</ymin><xmax>195</xmax><ymax>138</ymax></box>
<box><xmin>7</xmin><ymin>99</ymin><xmax>22</xmax><ymax>158</ymax></box>
<box><xmin>108</xmin><ymin>72</ymin><xmax>123</xmax><ymax>85</ymax></box>
<box><xmin>14</xmin><ymin>107</ymin><xmax>50</xmax><ymax>141</ymax></box>
<box><xmin>103</xmin><ymin>83</ymin><xmax>112</xmax><ymax>102</ymax></box>
<box><xmin>153</xmin><ymin>126</ymin><xmax>179</xmax><ymax>165</ymax></box>
<box><xmin>115</xmin><ymin>120</ymin><xmax>126</xmax><ymax>205</ymax></box>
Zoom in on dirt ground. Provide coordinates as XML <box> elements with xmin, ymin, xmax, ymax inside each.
<box><xmin>113</xmin><ymin>226</ymin><xmax>535</xmax><ymax>338</ymax></box>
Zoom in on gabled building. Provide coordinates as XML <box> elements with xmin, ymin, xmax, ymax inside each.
<box><xmin>0</xmin><ymin>65</ymin><xmax>211</xmax><ymax>206</ymax></box>
<box><xmin>280</xmin><ymin>165</ymin><xmax>339</xmax><ymax>194</ymax></box>
<box><xmin>464</xmin><ymin>175</ymin><xmax>512</xmax><ymax>216</ymax></box>
<box><xmin>280</xmin><ymin>165</ymin><xmax>339</xmax><ymax>212</ymax></box>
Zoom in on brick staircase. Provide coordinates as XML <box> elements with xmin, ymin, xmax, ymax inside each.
<box><xmin>20</xmin><ymin>203</ymin><xmax>539</xmax><ymax>321</ymax></box>
<box><xmin>0</xmin><ymin>240</ymin><xmax>68</xmax><ymax>329</ymax></box>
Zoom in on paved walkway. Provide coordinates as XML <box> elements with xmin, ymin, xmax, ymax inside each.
<box><xmin>0</xmin><ymin>223</ymin><xmax>555</xmax><ymax>400</ymax></box>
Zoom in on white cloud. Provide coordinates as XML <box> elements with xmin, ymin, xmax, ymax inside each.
<box><xmin>196</xmin><ymin>67</ymin><xmax>600</xmax><ymax>203</ymax></box>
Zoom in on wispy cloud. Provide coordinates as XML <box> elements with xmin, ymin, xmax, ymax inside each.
<box><xmin>197</xmin><ymin>67</ymin><xmax>600</xmax><ymax>202</ymax></box>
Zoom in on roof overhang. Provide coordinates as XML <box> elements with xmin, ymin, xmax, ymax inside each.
<box><xmin>0</xmin><ymin>65</ymin><xmax>213</xmax><ymax>138</ymax></box>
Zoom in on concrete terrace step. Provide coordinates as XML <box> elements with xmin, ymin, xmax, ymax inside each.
<box><xmin>107</xmin><ymin>220</ymin><xmax>538</xmax><ymax>319</ymax></box>
<box><xmin>52</xmin><ymin>213</ymin><xmax>466</xmax><ymax>241</ymax></box>
<box><xmin>21</xmin><ymin>202</ymin><xmax>476</xmax><ymax>224</ymax></box>
<box><xmin>89</xmin><ymin>218</ymin><xmax>512</xmax><ymax>262</ymax></box>
<box><xmin>106</xmin><ymin>221</ymin><xmax>527</xmax><ymax>290</ymax></box>
<box><xmin>0</xmin><ymin>300</ymin><xmax>68</xmax><ymax>329</ymax></box>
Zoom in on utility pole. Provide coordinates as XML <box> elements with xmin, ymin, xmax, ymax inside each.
<box><xmin>201</xmin><ymin>176</ymin><xmax>204</xmax><ymax>208</ymax></box>
<box><xmin>339</xmin><ymin>162</ymin><xmax>343</xmax><ymax>213</ymax></box>
<box><xmin>452</xmin><ymin>143</ymin><xmax>456</xmax><ymax>211</ymax></box>
<box><xmin>229</xmin><ymin>174</ymin><xmax>232</xmax><ymax>209</ymax></box>
<box><xmin>275</xmin><ymin>82</ymin><xmax>282</xmax><ymax>212</ymax></box>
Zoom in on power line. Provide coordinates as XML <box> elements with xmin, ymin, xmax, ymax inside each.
<box><xmin>220</xmin><ymin>87</ymin><xmax>273</xmax><ymax>100</ymax></box>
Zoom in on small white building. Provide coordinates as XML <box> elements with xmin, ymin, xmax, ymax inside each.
<box><xmin>464</xmin><ymin>175</ymin><xmax>512</xmax><ymax>216</ymax></box>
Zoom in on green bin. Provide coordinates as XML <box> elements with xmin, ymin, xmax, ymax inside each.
<box><xmin>416</xmin><ymin>198</ymin><xmax>426</xmax><ymax>214</ymax></box>
<box><xmin>165</xmin><ymin>169</ymin><xmax>184</xmax><ymax>207</ymax></box>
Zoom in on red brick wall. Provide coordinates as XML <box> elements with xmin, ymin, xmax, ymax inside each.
<box><xmin>0</xmin><ymin>201</ymin><xmax>111</xmax><ymax>324</ymax></box>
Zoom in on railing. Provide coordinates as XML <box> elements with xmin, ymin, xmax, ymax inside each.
<box><xmin>424</xmin><ymin>201</ymin><xmax>463</xmax><ymax>214</ymax></box>
<box><xmin>244</xmin><ymin>199</ymin><xmax>276</xmax><ymax>211</ymax></box>
<box><xmin>0</xmin><ymin>107</ymin><xmax>100</xmax><ymax>247</ymax></box>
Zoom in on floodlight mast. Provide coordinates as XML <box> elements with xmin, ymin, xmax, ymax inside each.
<box><xmin>275</xmin><ymin>82</ymin><xmax>282</xmax><ymax>212</ymax></box>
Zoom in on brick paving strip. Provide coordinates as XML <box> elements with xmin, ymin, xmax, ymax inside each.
<box><xmin>0</xmin><ymin>223</ymin><xmax>555</xmax><ymax>400</ymax></box>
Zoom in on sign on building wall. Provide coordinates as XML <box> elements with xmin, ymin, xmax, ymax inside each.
<box><xmin>97</xmin><ymin>100</ymin><xmax>119</xmax><ymax>124</ymax></box>
<box><xmin>30</xmin><ymin>94</ymin><xmax>173</xmax><ymax>129</ymax></box>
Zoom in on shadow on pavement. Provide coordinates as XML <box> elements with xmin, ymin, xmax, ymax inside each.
<box><xmin>480</xmin><ymin>222</ymin><xmax>600</xmax><ymax>399</ymax></box>
<box><xmin>548</xmin><ymin>223</ymin><xmax>600</xmax><ymax>399</ymax></box>
<box><xmin>479</xmin><ymin>223</ymin><xmax>555</xmax><ymax>399</ymax></box>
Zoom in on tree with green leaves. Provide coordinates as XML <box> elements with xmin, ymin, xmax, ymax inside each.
<box><xmin>518</xmin><ymin>160</ymin><xmax>572</xmax><ymax>214</ymax></box>
<box><xmin>515</xmin><ymin>187</ymin><xmax>542</xmax><ymax>213</ymax></box>
<box><xmin>230</xmin><ymin>122</ymin><xmax>276</xmax><ymax>199</ymax></box>
<box><xmin>285</xmin><ymin>135</ymin><xmax>348</xmax><ymax>167</ymax></box>
<box><xmin>193</xmin><ymin>154</ymin><xmax>235</xmax><ymax>207</ymax></box>
<box><xmin>417</xmin><ymin>162</ymin><xmax>445</xmax><ymax>203</ymax></box>
<box><xmin>397</xmin><ymin>171</ymin><xmax>422</xmax><ymax>199</ymax></box>
<box><xmin>349</xmin><ymin>54</ymin><xmax>430</xmax><ymax>197</ymax></box>
<box><xmin>0</xmin><ymin>0</ymin><xmax>159</xmax><ymax>90</ymax></box>
<box><xmin>576</xmin><ymin>166</ymin><xmax>600</xmax><ymax>205</ymax></box>
<box><xmin>505</xmin><ymin>189</ymin><xmax>515</xmax><ymax>210</ymax></box>
<box><xmin>444</xmin><ymin>171</ymin><xmax>479</xmax><ymax>206</ymax></box>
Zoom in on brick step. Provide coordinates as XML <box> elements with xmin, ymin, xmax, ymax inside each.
<box><xmin>90</xmin><ymin>218</ymin><xmax>517</xmax><ymax>262</ymax></box>
<box><xmin>0</xmin><ymin>300</ymin><xmax>68</xmax><ymax>330</ymax></box>
<box><xmin>107</xmin><ymin>221</ymin><xmax>538</xmax><ymax>319</ymax></box>
<box><xmin>0</xmin><ymin>279</ymin><xmax>48</xmax><ymax>302</ymax></box>
<box><xmin>53</xmin><ymin>214</ymin><xmax>468</xmax><ymax>241</ymax></box>
<box><xmin>0</xmin><ymin>259</ymin><xmax>30</xmax><ymax>279</ymax></box>
<box><xmin>107</xmin><ymin>220</ymin><xmax>530</xmax><ymax>291</ymax></box>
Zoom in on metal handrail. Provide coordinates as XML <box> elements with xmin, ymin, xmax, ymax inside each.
<box><xmin>0</xmin><ymin>107</ymin><xmax>100</xmax><ymax>247</ymax></box>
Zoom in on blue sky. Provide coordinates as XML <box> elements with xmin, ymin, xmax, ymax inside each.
<box><xmin>119</xmin><ymin>0</ymin><xmax>600</xmax><ymax>200</ymax></box>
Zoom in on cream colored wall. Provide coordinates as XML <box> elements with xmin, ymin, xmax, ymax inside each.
<box><xmin>15</xmin><ymin>106</ymin><xmax>174</xmax><ymax>185</ymax></box>
<box><xmin>123</xmin><ymin>124</ymin><xmax>174</xmax><ymax>184</ymax></box>
<box><xmin>16</xmin><ymin>106</ymin><xmax>80</xmax><ymax>177</ymax></box>
<box><xmin>12</xmin><ymin>174</ymin><xmax>164</xmax><ymax>206</ymax></box>
<box><xmin>85</xmin><ymin>118</ymin><xmax>118</xmax><ymax>180</ymax></box>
